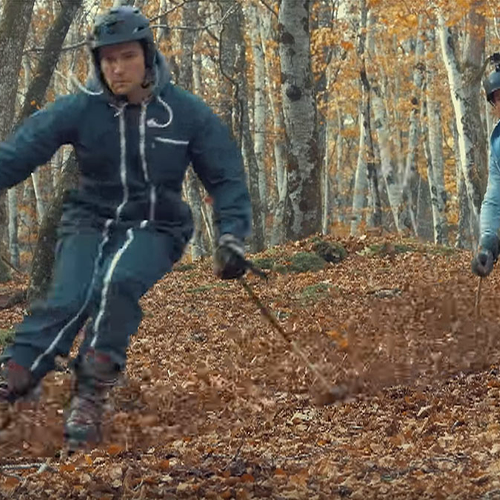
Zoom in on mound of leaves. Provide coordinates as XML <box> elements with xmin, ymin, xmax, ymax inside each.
<box><xmin>251</xmin><ymin>237</ymin><xmax>348</xmax><ymax>275</ymax></box>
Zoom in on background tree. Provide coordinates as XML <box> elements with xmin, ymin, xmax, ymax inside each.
<box><xmin>3</xmin><ymin>0</ymin><xmax>500</xmax><ymax>292</ymax></box>
<box><xmin>0</xmin><ymin>0</ymin><xmax>36</xmax><ymax>281</ymax></box>
<box><xmin>437</xmin><ymin>0</ymin><xmax>487</xmax><ymax>246</ymax></box>
<box><xmin>278</xmin><ymin>0</ymin><xmax>322</xmax><ymax>241</ymax></box>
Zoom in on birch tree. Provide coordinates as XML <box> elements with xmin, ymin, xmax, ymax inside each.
<box><xmin>177</xmin><ymin>0</ymin><xmax>209</xmax><ymax>259</ymax></box>
<box><xmin>371</xmin><ymin>73</ymin><xmax>403</xmax><ymax>232</ymax></box>
<box><xmin>21</xmin><ymin>55</ymin><xmax>44</xmax><ymax>223</ymax></box>
<box><xmin>437</xmin><ymin>1</ymin><xmax>487</xmax><ymax>246</ymax></box>
<box><xmin>424</xmin><ymin>29</ymin><xmax>448</xmax><ymax>244</ymax></box>
<box><xmin>314</xmin><ymin>0</ymin><xmax>337</xmax><ymax>234</ymax></box>
<box><xmin>351</xmin><ymin>0</ymin><xmax>380</xmax><ymax>234</ymax></box>
<box><xmin>278</xmin><ymin>0</ymin><xmax>321</xmax><ymax>240</ymax></box>
<box><xmin>7</xmin><ymin>186</ymin><xmax>19</xmax><ymax>268</ymax></box>
<box><xmin>220</xmin><ymin>0</ymin><xmax>265</xmax><ymax>251</ymax></box>
<box><xmin>350</xmin><ymin>107</ymin><xmax>369</xmax><ymax>235</ymax></box>
<box><xmin>258</xmin><ymin>13</ymin><xmax>288</xmax><ymax>246</ymax></box>
<box><xmin>192</xmin><ymin>50</ymin><xmax>216</xmax><ymax>250</ymax></box>
<box><xmin>247</xmin><ymin>4</ymin><xmax>267</xmax><ymax>235</ymax></box>
<box><xmin>332</xmin><ymin>101</ymin><xmax>347</xmax><ymax>227</ymax></box>
<box><xmin>398</xmin><ymin>22</ymin><xmax>425</xmax><ymax>235</ymax></box>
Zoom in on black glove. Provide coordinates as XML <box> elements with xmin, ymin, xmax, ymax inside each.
<box><xmin>214</xmin><ymin>234</ymin><xmax>246</xmax><ymax>280</ymax></box>
<box><xmin>471</xmin><ymin>235</ymin><xmax>499</xmax><ymax>277</ymax></box>
<box><xmin>472</xmin><ymin>249</ymin><xmax>494</xmax><ymax>277</ymax></box>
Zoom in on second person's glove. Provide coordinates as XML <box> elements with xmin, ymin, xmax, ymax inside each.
<box><xmin>472</xmin><ymin>249</ymin><xmax>494</xmax><ymax>277</ymax></box>
<box><xmin>471</xmin><ymin>234</ymin><xmax>499</xmax><ymax>277</ymax></box>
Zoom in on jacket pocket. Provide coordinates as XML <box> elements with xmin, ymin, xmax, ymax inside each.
<box><xmin>149</xmin><ymin>137</ymin><xmax>190</xmax><ymax>184</ymax></box>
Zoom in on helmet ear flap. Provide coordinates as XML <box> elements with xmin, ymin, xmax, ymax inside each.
<box><xmin>139</xmin><ymin>39</ymin><xmax>157</xmax><ymax>87</ymax></box>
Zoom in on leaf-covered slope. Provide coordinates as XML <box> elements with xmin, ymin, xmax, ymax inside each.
<box><xmin>1</xmin><ymin>236</ymin><xmax>500</xmax><ymax>499</ymax></box>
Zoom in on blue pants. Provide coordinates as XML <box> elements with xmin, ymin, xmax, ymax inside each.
<box><xmin>5</xmin><ymin>224</ymin><xmax>179</xmax><ymax>380</ymax></box>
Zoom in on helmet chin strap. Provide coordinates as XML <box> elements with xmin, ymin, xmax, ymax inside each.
<box><xmin>141</xmin><ymin>65</ymin><xmax>155</xmax><ymax>90</ymax></box>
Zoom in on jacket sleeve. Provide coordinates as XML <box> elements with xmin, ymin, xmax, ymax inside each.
<box><xmin>0</xmin><ymin>95</ymin><xmax>79</xmax><ymax>190</ymax></box>
<box><xmin>188</xmin><ymin>101</ymin><xmax>252</xmax><ymax>241</ymax></box>
<box><xmin>480</xmin><ymin>151</ymin><xmax>500</xmax><ymax>249</ymax></box>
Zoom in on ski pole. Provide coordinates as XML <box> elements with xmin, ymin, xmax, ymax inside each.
<box><xmin>238</xmin><ymin>276</ymin><xmax>347</xmax><ymax>403</ymax></box>
<box><xmin>475</xmin><ymin>276</ymin><xmax>482</xmax><ymax>322</ymax></box>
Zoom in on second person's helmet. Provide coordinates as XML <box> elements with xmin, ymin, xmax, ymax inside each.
<box><xmin>484</xmin><ymin>53</ymin><xmax>500</xmax><ymax>105</ymax></box>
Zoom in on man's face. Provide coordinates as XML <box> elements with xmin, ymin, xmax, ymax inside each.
<box><xmin>99</xmin><ymin>41</ymin><xmax>146</xmax><ymax>98</ymax></box>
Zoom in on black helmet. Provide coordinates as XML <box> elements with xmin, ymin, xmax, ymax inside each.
<box><xmin>484</xmin><ymin>53</ymin><xmax>500</xmax><ymax>105</ymax></box>
<box><xmin>89</xmin><ymin>6</ymin><xmax>156</xmax><ymax>70</ymax></box>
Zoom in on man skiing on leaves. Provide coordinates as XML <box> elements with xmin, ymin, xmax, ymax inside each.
<box><xmin>0</xmin><ymin>6</ymin><xmax>251</xmax><ymax>449</ymax></box>
<box><xmin>472</xmin><ymin>54</ymin><xmax>500</xmax><ymax>277</ymax></box>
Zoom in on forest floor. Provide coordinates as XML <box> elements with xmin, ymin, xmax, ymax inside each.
<box><xmin>1</xmin><ymin>234</ymin><xmax>500</xmax><ymax>499</ymax></box>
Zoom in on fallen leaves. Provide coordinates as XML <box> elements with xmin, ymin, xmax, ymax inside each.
<box><xmin>2</xmin><ymin>236</ymin><xmax>500</xmax><ymax>497</ymax></box>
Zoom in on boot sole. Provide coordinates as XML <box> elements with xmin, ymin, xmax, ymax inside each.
<box><xmin>64</xmin><ymin>424</ymin><xmax>102</xmax><ymax>452</ymax></box>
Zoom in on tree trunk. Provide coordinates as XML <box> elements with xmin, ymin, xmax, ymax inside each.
<box><xmin>0</xmin><ymin>0</ymin><xmax>35</xmax><ymax>139</ymax></box>
<box><xmin>437</xmin><ymin>3</ymin><xmax>486</xmax><ymax>245</ymax></box>
<box><xmin>351</xmin><ymin>0</ymin><xmax>380</xmax><ymax>235</ymax></box>
<box><xmin>23</xmin><ymin>0</ymin><xmax>83</xmax><ymax>297</ymax></box>
<box><xmin>31</xmin><ymin>171</ymin><xmax>45</xmax><ymax>223</ymax></box>
<box><xmin>7</xmin><ymin>187</ymin><xmax>19</xmax><ymax>268</ymax></box>
<box><xmin>315</xmin><ymin>1</ymin><xmax>336</xmax><ymax>235</ymax></box>
<box><xmin>177</xmin><ymin>0</ymin><xmax>208</xmax><ymax>260</ymax></box>
<box><xmin>16</xmin><ymin>0</ymin><xmax>83</xmax><ymax>122</ymax></box>
<box><xmin>371</xmin><ymin>81</ymin><xmax>402</xmax><ymax>232</ymax></box>
<box><xmin>424</xmin><ymin>97</ymin><xmax>448</xmax><ymax>244</ymax></box>
<box><xmin>278</xmin><ymin>0</ymin><xmax>321</xmax><ymax>241</ymax></box>
<box><xmin>451</xmin><ymin>120</ymin><xmax>470</xmax><ymax>247</ymax></box>
<box><xmin>247</xmin><ymin>4</ymin><xmax>267</xmax><ymax>236</ymax></box>
<box><xmin>363</xmin><ymin>10</ymin><xmax>381</xmax><ymax>229</ymax></box>
<box><xmin>333</xmin><ymin>102</ymin><xmax>346</xmax><ymax>226</ymax></box>
<box><xmin>193</xmin><ymin>50</ymin><xmax>216</xmax><ymax>250</ymax></box>
<box><xmin>424</xmin><ymin>29</ymin><xmax>448</xmax><ymax>244</ymax></box>
<box><xmin>20</xmin><ymin>175</ymin><xmax>37</xmax><ymax>256</ymax></box>
<box><xmin>220</xmin><ymin>0</ymin><xmax>265</xmax><ymax>251</ymax></box>
<box><xmin>259</xmin><ymin>14</ymin><xmax>287</xmax><ymax>247</ymax></box>
<box><xmin>182</xmin><ymin>169</ymin><xmax>207</xmax><ymax>259</ymax></box>
<box><xmin>0</xmin><ymin>0</ymin><xmax>36</xmax><ymax>282</ymax></box>
<box><xmin>399</xmin><ymin>23</ymin><xmax>425</xmax><ymax>235</ymax></box>
<box><xmin>28</xmin><ymin>155</ymin><xmax>78</xmax><ymax>302</ymax></box>
<box><xmin>351</xmin><ymin>106</ymin><xmax>369</xmax><ymax>235</ymax></box>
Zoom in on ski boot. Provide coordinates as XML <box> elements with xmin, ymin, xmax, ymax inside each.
<box><xmin>64</xmin><ymin>351</ymin><xmax>118</xmax><ymax>450</ymax></box>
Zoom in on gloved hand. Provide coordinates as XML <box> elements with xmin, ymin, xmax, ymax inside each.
<box><xmin>472</xmin><ymin>249</ymin><xmax>494</xmax><ymax>277</ymax></box>
<box><xmin>471</xmin><ymin>235</ymin><xmax>499</xmax><ymax>277</ymax></box>
<box><xmin>214</xmin><ymin>234</ymin><xmax>247</xmax><ymax>280</ymax></box>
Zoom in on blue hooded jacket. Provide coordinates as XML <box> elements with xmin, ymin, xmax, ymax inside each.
<box><xmin>480</xmin><ymin>120</ymin><xmax>500</xmax><ymax>250</ymax></box>
<box><xmin>0</xmin><ymin>52</ymin><xmax>251</xmax><ymax>247</ymax></box>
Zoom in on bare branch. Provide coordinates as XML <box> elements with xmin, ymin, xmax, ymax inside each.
<box><xmin>0</xmin><ymin>255</ymin><xmax>24</xmax><ymax>276</ymax></box>
<box><xmin>0</xmin><ymin>463</ymin><xmax>45</xmax><ymax>470</ymax></box>
<box><xmin>148</xmin><ymin>0</ymin><xmax>197</xmax><ymax>23</ymax></box>
<box><xmin>24</xmin><ymin>39</ymin><xmax>87</xmax><ymax>55</ymax></box>
<box><xmin>25</xmin><ymin>3</ymin><xmax>236</xmax><ymax>53</ymax></box>
<box><xmin>150</xmin><ymin>4</ymin><xmax>237</xmax><ymax>32</ymax></box>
